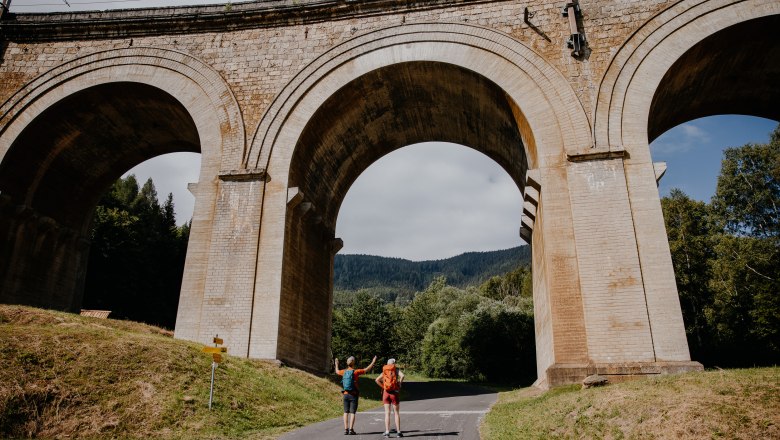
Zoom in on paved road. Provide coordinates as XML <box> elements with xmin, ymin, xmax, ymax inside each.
<box><xmin>280</xmin><ymin>382</ymin><xmax>497</xmax><ymax>440</ymax></box>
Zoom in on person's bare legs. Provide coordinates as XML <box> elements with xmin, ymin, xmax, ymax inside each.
<box><xmin>393</xmin><ymin>404</ymin><xmax>401</xmax><ymax>433</ymax></box>
<box><xmin>349</xmin><ymin>413</ymin><xmax>357</xmax><ymax>431</ymax></box>
<box><xmin>343</xmin><ymin>413</ymin><xmax>349</xmax><ymax>430</ymax></box>
<box><xmin>383</xmin><ymin>403</ymin><xmax>391</xmax><ymax>433</ymax></box>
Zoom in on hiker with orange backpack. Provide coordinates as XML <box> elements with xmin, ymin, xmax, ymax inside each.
<box><xmin>375</xmin><ymin>358</ymin><xmax>405</xmax><ymax>438</ymax></box>
<box><xmin>335</xmin><ymin>355</ymin><xmax>377</xmax><ymax>435</ymax></box>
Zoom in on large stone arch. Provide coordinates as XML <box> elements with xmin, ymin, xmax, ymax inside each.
<box><xmin>235</xmin><ymin>22</ymin><xmax>698</xmax><ymax>385</ymax></box>
<box><xmin>0</xmin><ymin>47</ymin><xmax>244</xmax><ymax>345</ymax></box>
<box><xmin>246</xmin><ymin>22</ymin><xmax>593</xmax><ymax>170</ymax></box>
<box><xmin>590</xmin><ymin>0</ymin><xmax>780</xmax><ymax>364</ymax></box>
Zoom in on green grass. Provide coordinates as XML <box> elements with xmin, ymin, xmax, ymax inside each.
<box><xmin>481</xmin><ymin>367</ymin><xmax>780</xmax><ymax>439</ymax></box>
<box><xmin>0</xmin><ymin>305</ymin><xmax>381</xmax><ymax>439</ymax></box>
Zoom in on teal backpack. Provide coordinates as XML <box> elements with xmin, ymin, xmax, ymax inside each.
<box><xmin>342</xmin><ymin>369</ymin><xmax>355</xmax><ymax>393</ymax></box>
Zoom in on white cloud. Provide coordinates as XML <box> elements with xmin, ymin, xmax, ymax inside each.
<box><xmin>650</xmin><ymin>121</ymin><xmax>712</xmax><ymax>155</ymax></box>
<box><xmin>679</xmin><ymin>123</ymin><xmax>710</xmax><ymax>142</ymax></box>
<box><xmin>336</xmin><ymin>143</ymin><xmax>523</xmax><ymax>261</ymax></box>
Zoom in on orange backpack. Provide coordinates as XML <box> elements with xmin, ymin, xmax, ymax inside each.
<box><xmin>382</xmin><ymin>365</ymin><xmax>399</xmax><ymax>391</ymax></box>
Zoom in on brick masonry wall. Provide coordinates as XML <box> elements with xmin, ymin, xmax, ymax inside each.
<box><xmin>567</xmin><ymin>158</ymin><xmax>655</xmax><ymax>363</ymax></box>
<box><xmin>0</xmin><ymin>195</ymin><xmax>89</xmax><ymax>312</ymax></box>
<box><xmin>198</xmin><ymin>178</ymin><xmax>265</xmax><ymax>357</ymax></box>
<box><xmin>277</xmin><ymin>202</ymin><xmax>335</xmax><ymax>371</ymax></box>
<box><xmin>0</xmin><ymin>0</ymin><xmax>677</xmax><ymax>163</ymax></box>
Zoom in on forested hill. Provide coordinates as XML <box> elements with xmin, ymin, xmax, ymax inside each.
<box><xmin>334</xmin><ymin>245</ymin><xmax>530</xmax><ymax>292</ymax></box>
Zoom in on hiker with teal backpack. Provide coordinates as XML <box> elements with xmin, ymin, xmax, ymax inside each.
<box><xmin>335</xmin><ymin>355</ymin><xmax>377</xmax><ymax>435</ymax></box>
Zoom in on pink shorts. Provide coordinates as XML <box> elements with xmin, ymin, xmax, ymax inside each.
<box><xmin>382</xmin><ymin>390</ymin><xmax>400</xmax><ymax>405</ymax></box>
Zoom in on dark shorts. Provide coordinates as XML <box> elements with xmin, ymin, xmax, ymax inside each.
<box><xmin>382</xmin><ymin>390</ymin><xmax>400</xmax><ymax>405</ymax></box>
<box><xmin>343</xmin><ymin>392</ymin><xmax>359</xmax><ymax>414</ymax></box>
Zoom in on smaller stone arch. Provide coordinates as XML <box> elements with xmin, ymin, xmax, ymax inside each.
<box><xmin>0</xmin><ymin>47</ymin><xmax>245</xmax><ymax>346</ymax></box>
<box><xmin>0</xmin><ymin>47</ymin><xmax>244</xmax><ymax>168</ymax></box>
<box><xmin>593</xmin><ymin>0</ymin><xmax>780</xmax><ymax>155</ymax></box>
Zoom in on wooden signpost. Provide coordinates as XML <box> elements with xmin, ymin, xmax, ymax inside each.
<box><xmin>203</xmin><ymin>335</ymin><xmax>227</xmax><ymax>410</ymax></box>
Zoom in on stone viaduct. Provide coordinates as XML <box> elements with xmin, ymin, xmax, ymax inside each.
<box><xmin>1</xmin><ymin>0</ymin><xmax>777</xmax><ymax>386</ymax></box>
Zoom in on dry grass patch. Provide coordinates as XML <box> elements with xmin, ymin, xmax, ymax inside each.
<box><xmin>0</xmin><ymin>305</ymin><xmax>380</xmax><ymax>439</ymax></box>
<box><xmin>482</xmin><ymin>367</ymin><xmax>779</xmax><ymax>439</ymax></box>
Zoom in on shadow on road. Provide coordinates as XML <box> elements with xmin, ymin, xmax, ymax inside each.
<box><xmin>400</xmin><ymin>381</ymin><xmax>494</xmax><ymax>402</ymax></box>
<box><xmin>352</xmin><ymin>430</ymin><xmax>460</xmax><ymax>437</ymax></box>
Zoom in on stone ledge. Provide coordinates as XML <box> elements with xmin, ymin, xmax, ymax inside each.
<box><xmin>0</xmin><ymin>0</ymin><xmax>496</xmax><ymax>42</ymax></box>
<box><xmin>218</xmin><ymin>168</ymin><xmax>267</xmax><ymax>182</ymax></box>
<box><xmin>545</xmin><ymin>361</ymin><xmax>704</xmax><ymax>388</ymax></box>
<box><xmin>567</xmin><ymin>147</ymin><xmax>628</xmax><ymax>162</ymax></box>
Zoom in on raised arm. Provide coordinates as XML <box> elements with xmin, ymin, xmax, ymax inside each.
<box><xmin>365</xmin><ymin>355</ymin><xmax>378</xmax><ymax>371</ymax></box>
<box><xmin>398</xmin><ymin>370</ymin><xmax>405</xmax><ymax>387</ymax></box>
<box><xmin>334</xmin><ymin>358</ymin><xmax>340</xmax><ymax>373</ymax></box>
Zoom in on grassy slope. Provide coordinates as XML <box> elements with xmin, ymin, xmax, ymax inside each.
<box><xmin>482</xmin><ymin>368</ymin><xmax>780</xmax><ymax>439</ymax></box>
<box><xmin>0</xmin><ymin>305</ymin><xmax>380</xmax><ymax>439</ymax></box>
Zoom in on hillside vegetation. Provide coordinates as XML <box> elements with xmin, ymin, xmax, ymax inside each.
<box><xmin>481</xmin><ymin>367</ymin><xmax>780</xmax><ymax>439</ymax></box>
<box><xmin>333</xmin><ymin>246</ymin><xmax>531</xmax><ymax>305</ymax></box>
<box><xmin>0</xmin><ymin>305</ymin><xmax>379</xmax><ymax>439</ymax></box>
<box><xmin>334</xmin><ymin>245</ymin><xmax>530</xmax><ymax>292</ymax></box>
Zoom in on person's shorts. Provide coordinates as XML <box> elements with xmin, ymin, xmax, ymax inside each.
<box><xmin>382</xmin><ymin>390</ymin><xmax>400</xmax><ymax>405</ymax></box>
<box><xmin>343</xmin><ymin>392</ymin><xmax>359</xmax><ymax>413</ymax></box>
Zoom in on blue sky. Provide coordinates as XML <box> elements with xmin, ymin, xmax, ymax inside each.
<box><xmin>651</xmin><ymin>116</ymin><xmax>777</xmax><ymax>202</ymax></box>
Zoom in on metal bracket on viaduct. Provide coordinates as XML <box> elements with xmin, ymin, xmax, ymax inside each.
<box><xmin>1</xmin><ymin>0</ymin><xmax>777</xmax><ymax>387</ymax></box>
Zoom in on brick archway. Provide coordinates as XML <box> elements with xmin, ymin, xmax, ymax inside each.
<box><xmin>0</xmin><ymin>48</ymin><xmax>244</xmax><ymax>341</ymax></box>
<box><xmin>240</xmin><ymin>23</ymin><xmax>666</xmax><ymax>383</ymax></box>
<box><xmin>593</xmin><ymin>0</ymin><xmax>780</xmax><ymax>153</ymax></box>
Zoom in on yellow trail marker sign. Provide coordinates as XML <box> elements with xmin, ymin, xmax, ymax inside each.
<box><xmin>202</xmin><ymin>346</ymin><xmax>227</xmax><ymax>354</ymax></box>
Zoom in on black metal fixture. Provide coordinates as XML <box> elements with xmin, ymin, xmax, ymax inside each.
<box><xmin>523</xmin><ymin>6</ymin><xmax>552</xmax><ymax>42</ymax></box>
<box><xmin>524</xmin><ymin>7</ymin><xmax>534</xmax><ymax>24</ymax></box>
<box><xmin>562</xmin><ymin>1</ymin><xmax>585</xmax><ymax>57</ymax></box>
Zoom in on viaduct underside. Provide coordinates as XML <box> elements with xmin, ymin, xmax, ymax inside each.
<box><xmin>1</xmin><ymin>0</ymin><xmax>778</xmax><ymax>386</ymax></box>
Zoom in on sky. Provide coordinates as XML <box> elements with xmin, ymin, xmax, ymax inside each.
<box><xmin>10</xmin><ymin>1</ymin><xmax>778</xmax><ymax>261</ymax></box>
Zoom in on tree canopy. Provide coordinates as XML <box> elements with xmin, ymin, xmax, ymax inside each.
<box><xmin>83</xmin><ymin>175</ymin><xmax>190</xmax><ymax>329</ymax></box>
<box><xmin>662</xmin><ymin>125</ymin><xmax>780</xmax><ymax>366</ymax></box>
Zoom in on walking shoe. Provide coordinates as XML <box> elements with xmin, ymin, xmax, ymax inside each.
<box><xmin>383</xmin><ymin>432</ymin><xmax>390</xmax><ymax>438</ymax></box>
<box><xmin>344</xmin><ymin>429</ymin><xmax>349</xmax><ymax>435</ymax></box>
<box><xmin>349</xmin><ymin>429</ymin><xmax>357</xmax><ymax>435</ymax></box>
<box><xmin>396</xmin><ymin>433</ymin><xmax>403</xmax><ymax>438</ymax></box>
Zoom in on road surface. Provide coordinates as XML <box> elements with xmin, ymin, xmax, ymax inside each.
<box><xmin>280</xmin><ymin>381</ymin><xmax>497</xmax><ymax>440</ymax></box>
